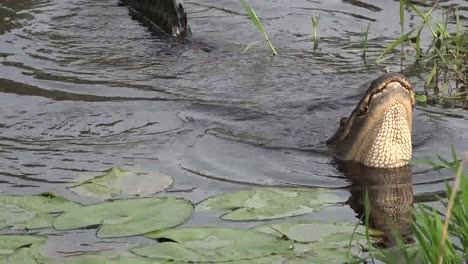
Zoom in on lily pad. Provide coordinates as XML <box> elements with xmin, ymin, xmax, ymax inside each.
<box><xmin>43</xmin><ymin>254</ymin><xmax>172</xmax><ymax>264</ymax></box>
<box><xmin>132</xmin><ymin>227</ymin><xmax>294</xmax><ymax>262</ymax></box>
<box><xmin>54</xmin><ymin>197</ymin><xmax>193</xmax><ymax>238</ymax></box>
<box><xmin>234</xmin><ymin>253</ymin><xmax>350</xmax><ymax>264</ymax></box>
<box><xmin>0</xmin><ymin>235</ymin><xmax>46</xmax><ymax>264</ymax></box>
<box><xmin>0</xmin><ymin>193</ymin><xmax>81</xmax><ymax>213</ymax></box>
<box><xmin>254</xmin><ymin>220</ymin><xmax>367</xmax><ymax>263</ymax></box>
<box><xmin>256</xmin><ymin>220</ymin><xmax>364</xmax><ymax>243</ymax></box>
<box><xmin>198</xmin><ymin>188</ymin><xmax>343</xmax><ymax>220</ymax></box>
<box><xmin>0</xmin><ymin>193</ymin><xmax>81</xmax><ymax>230</ymax></box>
<box><xmin>0</xmin><ymin>205</ymin><xmax>54</xmax><ymax>230</ymax></box>
<box><xmin>68</xmin><ymin>167</ymin><xmax>174</xmax><ymax>199</ymax></box>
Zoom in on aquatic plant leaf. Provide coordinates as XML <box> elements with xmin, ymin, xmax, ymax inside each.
<box><xmin>255</xmin><ymin>220</ymin><xmax>364</xmax><ymax>243</ymax></box>
<box><xmin>415</xmin><ymin>94</ymin><xmax>427</xmax><ymax>103</ymax></box>
<box><xmin>0</xmin><ymin>235</ymin><xmax>46</xmax><ymax>264</ymax></box>
<box><xmin>69</xmin><ymin>167</ymin><xmax>174</xmax><ymax>199</ymax></box>
<box><xmin>198</xmin><ymin>188</ymin><xmax>343</xmax><ymax>220</ymax></box>
<box><xmin>0</xmin><ymin>193</ymin><xmax>80</xmax><ymax>230</ymax></box>
<box><xmin>254</xmin><ymin>221</ymin><xmax>366</xmax><ymax>263</ymax></box>
<box><xmin>0</xmin><ymin>193</ymin><xmax>81</xmax><ymax>213</ymax></box>
<box><xmin>290</xmin><ymin>242</ymin><xmax>357</xmax><ymax>263</ymax></box>
<box><xmin>0</xmin><ymin>204</ymin><xmax>40</xmax><ymax>230</ymax></box>
<box><xmin>0</xmin><ymin>235</ymin><xmax>46</xmax><ymax>255</ymax></box>
<box><xmin>54</xmin><ymin>197</ymin><xmax>193</xmax><ymax>238</ymax></box>
<box><xmin>133</xmin><ymin>227</ymin><xmax>293</xmax><ymax>262</ymax></box>
<box><xmin>0</xmin><ymin>248</ymin><xmax>44</xmax><ymax>264</ymax></box>
<box><xmin>233</xmin><ymin>252</ymin><xmax>351</xmax><ymax>264</ymax></box>
<box><xmin>7</xmin><ymin>207</ymin><xmax>55</xmax><ymax>230</ymax></box>
<box><xmin>44</xmin><ymin>254</ymin><xmax>170</xmax><ymax>264</ymax></box>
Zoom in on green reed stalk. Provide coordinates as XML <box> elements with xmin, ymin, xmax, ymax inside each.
<box><xmin>310</xmin><ymin>15</ymin><xmax>320</xmax><ymax>44</ymax></box>
<box><xmin>239</xmin><ymin>0</ymin><xmax>277</xmax><ymax>56</ymax></box>
<box><xmin>361</xmin><ymin>24</ymin><xmax>370</xmax><ymax>61</ymax></box>
<box><xmin>438</xmin><ymin>159</ymin><xmax>464</xmax><ymax>264</ymax></box>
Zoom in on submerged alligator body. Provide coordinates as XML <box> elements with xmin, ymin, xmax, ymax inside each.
<box><xmin>327</xmin><ymin>73</ymin><xmax>415</xmax><ymax>168</ymax></box>
<box><xmin>118</xmin><ymin>1</ymin><xmax>415</xmax><ymax>169</ymax></box>
<box><xmin>118</xmin><ymin>0</ymin><xmax>191</xmax><ymax>39</ymax></box>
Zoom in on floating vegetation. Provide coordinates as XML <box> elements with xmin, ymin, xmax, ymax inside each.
<box><xmin>134</xmin><ymin>227</ymin><xmax>293</xmax><ymax>262</ymax></box>
<box><xmin>44</xmin><ymin>254</ymin><xmax>167</xmax><ymax>264</ymax></box>
<box><xmin>68</xmin><ymin>167</ymin><xmax>174</xmax><ymax>199</ymax></box>
<box><xmin>0</xmin><ymin>193</ymin><xmax>81</xmax><ymax>230</ymax></box>
<box><xmin>198</xmin><ymin>187</ymin><xmax>343</xmax><ymax>221</ymax></box>
<box><xmin>54</xmin><ymin>197</ymin><xmax>194</xmax><ymax>238</ymax></box>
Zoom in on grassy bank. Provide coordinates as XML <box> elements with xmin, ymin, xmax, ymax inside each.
<box><xmin>378</xmin><ymin>0</ymin><xmax>467</xmax><ymax>108</ymax></box>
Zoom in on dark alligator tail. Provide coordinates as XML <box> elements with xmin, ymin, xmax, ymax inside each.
<box><xmin>119</xmin><ymin>0</ymin><xmax>191</xmax><ymax>40</ymax></box>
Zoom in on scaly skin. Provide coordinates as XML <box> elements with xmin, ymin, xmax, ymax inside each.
<box><xmin>119</xmin><ymin>0</ymin><xmax>191</xmax><ymax>39</ymax></box>
<box><xmin>327</xmin><ymin>73</ymin><xmax>415</xmax><ymax>168</ymax></box>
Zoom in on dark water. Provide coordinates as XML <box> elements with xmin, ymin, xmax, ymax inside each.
<box><xmin>0</xmin><ymin>0</ymin><xmax>468</xmax><ymax>256</ymax></box>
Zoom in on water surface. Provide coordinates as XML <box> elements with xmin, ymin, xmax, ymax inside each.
<box><xmin>1</xmin><ymin>0</ymin><xmax>467</xmax><ymax>256</ymax></box>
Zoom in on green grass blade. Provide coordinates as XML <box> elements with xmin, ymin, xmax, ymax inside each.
<box><xmin>376</xmin><ymin>29</ymin><xmax>415</xmax><ymax>63</ymax></box>
<box><xmin>240</xmin><ymin>0</ymin><xmax>262</xmax><ymax>32</ymax></box>
<box><xmin>450</xmin><ymin>144</ymin><xmax>460</xmax><ymax>167</ymax></box>
<box><xmin>404</xmin><ymin>1</ymin><xmax>425</xmax><ymax>19</ymax></box>
<box><xmin>239</xmin><ymin>0</ymin><xmax>277</xmax><ymax>55</ymax></box>
<box><xmin>399</xmin><ymin>0</ymin><xmax>405</xmax><ymax>35</ymax></box>
<box><xmin>426</xmin><ymin>63</ymin><xmax>437</xmax><ymax>86</ymax></box>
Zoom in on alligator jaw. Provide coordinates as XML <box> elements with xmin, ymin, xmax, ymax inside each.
<box><xmin>327</xmin><ymin>74</ymin><xmax>414</xmax><ymax>168</ymax></box>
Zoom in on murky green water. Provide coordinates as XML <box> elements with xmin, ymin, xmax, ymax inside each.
<box><xmin>0</xmin><ymin>0</ymin><xmax>467</xmax><ymax>257</ymax></box>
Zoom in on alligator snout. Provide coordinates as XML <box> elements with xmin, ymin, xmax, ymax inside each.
<box><xmin>327</xmin><ymin>73</ymin><xmax>415</xmax><ymax>168</ymax></box>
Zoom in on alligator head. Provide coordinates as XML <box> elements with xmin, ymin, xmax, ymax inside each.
<box><xmin>327</xmin><ymin>73</ymin><xmax>415</xmax><ymax>168</ymax></box>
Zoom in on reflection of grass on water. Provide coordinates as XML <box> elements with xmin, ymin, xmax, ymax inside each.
<box><xmin>377</xmin><ymin>0</ymin><xmax>467</xmax><ymax>107</ymax></box>
<box><xmin>355</xmin><ymin>149</ymin><xmax>468</xmax><ymax>263</ymax></box>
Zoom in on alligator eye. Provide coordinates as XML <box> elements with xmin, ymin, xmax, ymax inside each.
<box><xmin>356</xmin><ymin>105</ymin><xmax>369</xmax><ymax>117</ymax></box>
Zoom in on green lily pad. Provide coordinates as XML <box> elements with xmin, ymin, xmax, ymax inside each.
<box><xmin>0</xmin><ymin>235</ymin><xmax>46</xmax><ymax>255</ymax></box>
<box><xmin>0</xmin><ymin>248</ymin><xmax>43</xmax><ymax>264</ymax></box>
<box><xmin>234</xmin><ymin>253</ymin><xmax>351</xmax><ymax>264</ymax></box>
<box><xmin>54</xmin><ymin>197</ymin><xmax>193</xmax><ymax>238</ymax></box>
<box><xmin>0</xmin><ymin>235</ymin><xmax>46</xmax><ymax>264</ymax></box>
<box><xmin>0</xmin><ymin>204</ymin><xmax>55</xmax><ymax>230</ymax></box>
<box><xmin>0</xmin><ymin>193</ymin><xmax>81</xmax><ymax>213</ymax></box>
<box><xmin>132</xmin><ymin>227</ymin><xmax>294</xmax><ymax>262</ymax></box>
<box><xmin>43</xmin><ymin>254</ymin><xmax>171</xmax><ymax>264</ymax></box>
<box><xmin>198</xmin><ymin>188</ymin><xmax>343</xmax><ymax>220</ymax></box>
<box><xmin>68</xmin><ymin>167</ymin><xmax>174</xmax><ymax>199</ymax></box>
<box><xmin>254</xmin><ymin>220</ymin><xmax>367</xmax><ymax>263</ymax></box>
<box><xmin>256</xmin><ymin>220</ymin><xmax>364</xmax><ymax>243</ymax></box>
<box><xmin>0</xmin><ymin>193</ymin><xmax>81</xmax><ymax>230</ymax></box>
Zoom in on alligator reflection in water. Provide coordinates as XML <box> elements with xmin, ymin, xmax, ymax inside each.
<box><xmin>340</xmin><ymin>162</ymin><xmax>415</xmax><ymax>247</ymax></box>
